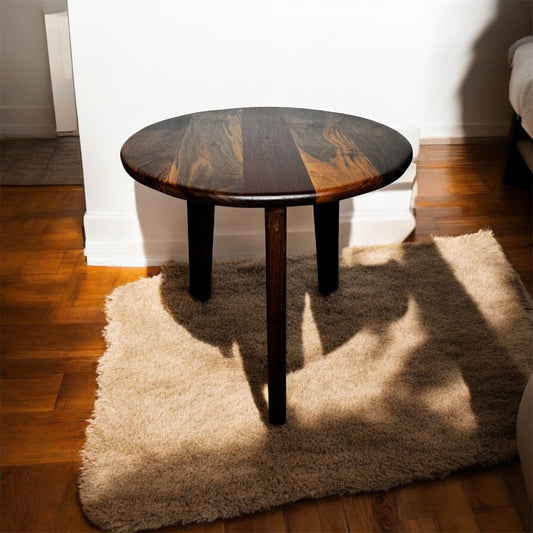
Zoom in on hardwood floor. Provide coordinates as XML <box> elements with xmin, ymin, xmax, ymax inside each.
<box><xmin>1</xmin><ymin>142</ymin><xmax>531</xmax><ymax>532</ymax></box>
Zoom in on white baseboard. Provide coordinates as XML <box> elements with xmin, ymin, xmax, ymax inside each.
<box><xmin>0</xmin><ymin>122</ymin><xmax>57</xmax><ymax>138</ymax></box>
<box><xmin>420</xmin><ymin>123</ymin><xmax>510</xmax><ymax>140</ymax></box>
<box><xmin>0</xmin><ymin>106</ymin><xmax>57</xmax><ymax>138</ymax></box>
<box><xmin>84</xmin><ymin>210</ymin><xmax>416</xmax><ymax>267</ymax></box>
<box><xmin>85</xmin><ymin>165</ymin><xmax>417</xmax><ymax>267</ymax></box>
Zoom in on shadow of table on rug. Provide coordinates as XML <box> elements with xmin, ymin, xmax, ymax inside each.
<box><xmin>159</xmin><ymin>234</ymin><xmax>529</xmax><ymax>432</ymax></box>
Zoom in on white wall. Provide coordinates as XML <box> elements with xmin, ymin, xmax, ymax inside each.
<box><xmin>422</xmin><ymin>0</ymin><xmax>532</xmax><ymax>139</ymax></box>
<box><xmin>69</xmin><ymin>0</ymin><xmax>428</xmax><ymax>265</ymax></box>
<box><xmin>0</xmin><ymin>0</ymin><xmax>68</xmax><ymax>137</ymax></box>
<box><xmin>3</xmin><ymin>0</ymin><xmax>531</xmax><ymax>140</ymax></box>
<box><xmin>66</xmin><ymin>0</ymin><xmax>530</xmax><ymax>266</ymax></box>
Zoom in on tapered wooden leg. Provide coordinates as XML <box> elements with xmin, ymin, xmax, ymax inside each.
<box><xmin>313</xmin><ymin>201</ymin><xmax>339</xmax><ymax>296</ymax></box>
<box><xmin>265</xmin><ymin>206</ymin><xmax>287</xmax><ymax>425</ymax></box>
<box><xmin>187</xmin><ymin>201</ymin><xmax>215</xmax><ymax>302</ymax></box>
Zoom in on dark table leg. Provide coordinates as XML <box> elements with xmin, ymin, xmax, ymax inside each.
<box><xmin>187</xmin><ymin>201</ymin><xmax>215</xmax><ymax>302</ymax></box>
<box><xmin>313</xmin><ymin>201</ymin><xmax>339</xmax><ymax>296</ymax></box>
<box><xmin>265</xmin><ymin>206</ymin><xmax>287</xmax><ymax>425</ymax></box>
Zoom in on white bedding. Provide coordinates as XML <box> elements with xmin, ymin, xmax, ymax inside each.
<box><xmin>509</xmin><ymin>37</ymin><xmax>533</xmax><ymax>138</ymax></box>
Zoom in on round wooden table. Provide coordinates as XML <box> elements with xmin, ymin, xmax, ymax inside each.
<box><xmin>121</xmin><ymin>107</ymin><xmax>413</xmax><ymax>425</ymax></box>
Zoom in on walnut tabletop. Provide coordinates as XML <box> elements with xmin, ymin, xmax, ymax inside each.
<box><xmin>120</xmin><ymin>107</ymin><xmax>412</xmax><ymax>207</ymax></box>
<box><xmin>121</xmin><ymin>107</ymin><xmax>413</xmax><ymax>426</ymax></box>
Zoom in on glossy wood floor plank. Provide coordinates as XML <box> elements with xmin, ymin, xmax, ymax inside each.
<box><xmin>1</xmin><ymin>374</ymin><xmax>64</xmax><ymax>412</ymax></box>
<box><xmin>1</xmin><ymin>410</ymin><xmax>93</xmax><ymax>465</ymax></box>
<box><xmin>1</xmin><ymin>143</ymin><xmax>531</xmax><ymax>531</ymax></box>
<box><xmin>316</xmin><ymin>497</ymin><xmax>349</xmax><ymax>533</ymax></box>
<box><xmin>226</xmin><ymin>507</ymin><xmax>286</xmax><ymax>533</ymax></box>
<box><xmin>342</xmin><ymin>492</ymin><xmax>376</xmax><ymax>531</ymax></box>
<box><xmin>473</xmin><ymin>507</ymin><xmax>525</xmax><ymax>533</ymax></box>
<box><xmin>284</xmin><ymin>499</ymin><xmax>323</xmax><ymax>533</ymax></box>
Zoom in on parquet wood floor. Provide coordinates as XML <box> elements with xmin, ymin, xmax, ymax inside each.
<box><xmin>1</xmin><ymin>142</ymin><xmax>531</xmax><ymax>532</ymax></box>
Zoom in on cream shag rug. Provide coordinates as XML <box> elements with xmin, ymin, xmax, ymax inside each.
<box><xmin>79</xmin><ymin>231</ymin><xmax>532</xmax><ymax>532</ymax></box>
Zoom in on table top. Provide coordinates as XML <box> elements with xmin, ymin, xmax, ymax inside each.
<box><xmin>120</xmin><ymin>107</ymin><xmax>412</xmax><ymax>207</ymax></box>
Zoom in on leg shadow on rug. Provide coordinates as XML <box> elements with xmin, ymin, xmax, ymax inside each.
<box><xmin>160</xmin><ymin>254</ymin><xmax>410</xmax><ymax>425</ymax></box>
<box><xmin>79</xmin><ymin>231</ymin><xmax>532</xmax><ymax>531</ymax></box>
<box><xmin>159</xmin><ymin>233</ymin><xmax>529</xmax><ymax>433</ymax></box>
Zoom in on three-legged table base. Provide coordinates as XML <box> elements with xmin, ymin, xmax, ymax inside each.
<box><xmin>187</xmin><ymin>201</ymin><xmax>339</xmax><ymax>425</ymax></box>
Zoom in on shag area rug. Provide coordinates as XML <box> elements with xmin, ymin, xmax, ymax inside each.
<box><xmin>79</xmin><ymin>230</ymin><xmax>532</xmax><ymax>532</ymax></box>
